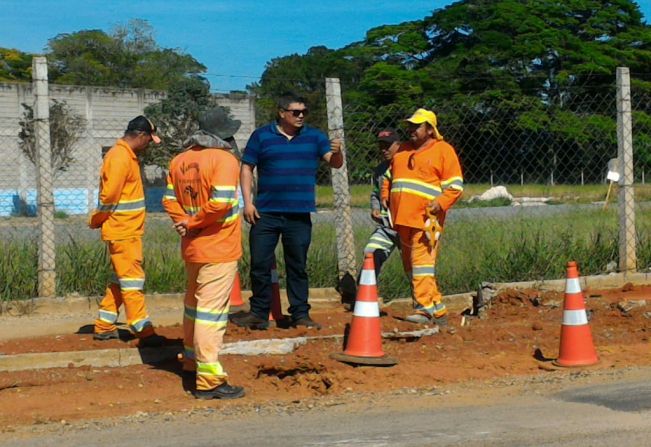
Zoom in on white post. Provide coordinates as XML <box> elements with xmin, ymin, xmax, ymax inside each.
<box><xmin>616</xmin><ymin>67</ymin><xmax>636</xmax><ymax>273</ymax></box>
<box><xmin>325</xmin><ymin>78</ymin><xmax>356</xmax><ymax>282</ymax></box>
<box><xmin>33</xmin><ymin>56</ymin><xmax>56</xmax><ymax>297</ymax></box>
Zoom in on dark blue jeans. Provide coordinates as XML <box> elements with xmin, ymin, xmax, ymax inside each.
<box><xmin>248</xmin><ymin>212</ymin><xmax>312</xmax><ymax>320</ymax></box>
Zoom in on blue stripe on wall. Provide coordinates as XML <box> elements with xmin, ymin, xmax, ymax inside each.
<box><xmin>0</xmin><ymin>187</ymin><xmax>169</xmax><ymax>216</ymax></box>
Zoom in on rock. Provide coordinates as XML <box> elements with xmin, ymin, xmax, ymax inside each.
<box><xmin>622</xmin><ymin>282</ymin><xmax>634</xmax><ymax>292</ymax></box>
<box><xmin>542</xmin><ymin>300</ymin><xmax>562</xmax><ymax>309</ymax></box>
<box><xmin>532</xmin><ymin>322</ymin><xmax>543</xmax><ymax>331</ymax></box>
<box><xmin>469</xmin><ymin>186</ymin><xmax>513</xmax><ymax>203</ymax></box>
<box><xmin>617</xmin><ymin>300</ymin><xmax>647</xmax><ymax>313</ymax></box>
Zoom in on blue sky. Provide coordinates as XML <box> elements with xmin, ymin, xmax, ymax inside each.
<box><xmin>2</xmin><ymin>0</ymin><xmax>650</xmax><ymax>92</ymax></box>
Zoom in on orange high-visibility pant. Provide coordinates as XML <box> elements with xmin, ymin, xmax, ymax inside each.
<box><xmin>396</xmin><ymin>225</ymin><xmax>447</xmax><ymax>318</ymax></box>
<box><xmin>94</xmin><ymin>238</ymin><xmax>154</xmax><ymax>338</ymax></box>
<box><xmin>181</xmin><ymin>261</ymin><xmax>236</xmax><ymax>391</ymax></box>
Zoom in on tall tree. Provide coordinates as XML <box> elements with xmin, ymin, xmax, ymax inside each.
<box><xmin>251</xmin><ymin>0</ymin><xmax>651</xmax><ymax>183</ymax></box>
<box><xmin>46</xmin><ymin>19</ymin><xmax>206</xmax><ymax>90</ymax></box>
<box><xmin>142</xmin><ymin>77</ymin><xmax>221</xmax><ymax>168</ymax></box>
<box><xmin>0</xmin><ymin>48</ymin><xmax>33</xmax><ymax>82</ymax></box>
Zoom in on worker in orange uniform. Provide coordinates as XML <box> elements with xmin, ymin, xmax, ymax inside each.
<box><xmin>89</xmin><ymin>116</ymin><xmax>165</xmax><ymax>347</ymax></box>
<box><xmin>381</xmin><ymin>108</ymin><xmax>463</xmax><ymax>326</ymax></box>
<box><xmin>162</xmin><ymin>119</ymin><xmax>245</xmax><ymax>400</ymax></box>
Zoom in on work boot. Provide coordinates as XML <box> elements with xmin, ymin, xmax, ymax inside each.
<box><xmin>291</xmin><ymin>315</ymin><xmax>322</xmax><ymax>330</ymax></box>
<box><xmin>433</xmin><ymin>313</ymin><xmax>449</xmax><ymax>327</ymax></box>
<box><xmin>195</xmin><ymin>382</ymin><xmax>245</xmax><ymax>400</ymax></box>
<box><xmin>230</xmin><ymin>311</ymin><xmax>269</xmax><ymax>330</ymax></box>
<box><xmin>93</xmin><ymin>329</ymin><xmax>119</xmax><ymax>341</ymax></box>
<box><xmin>138</xmin><ymin>334</ymin><xmax>167</xmax><ymax>348</ymax></box>
<box><xmin>404</xmin><ymin>313</ymin><xmax>431</xmax><ymax>325</ymax></box>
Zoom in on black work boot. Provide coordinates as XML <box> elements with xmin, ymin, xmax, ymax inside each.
<box><xmin>291</xmin><ymin>315</ymin><xmax>322</xmax><ymax>330</ymax></box>
<box><xmin>195</xmin><ymin>382</ymin><xmax>245</xmax><ymax>400</ymax></box>
<box><xmin>229</xmin><ymin>311</ymin><xmax>269</xmax><ymax>330</ymax></box>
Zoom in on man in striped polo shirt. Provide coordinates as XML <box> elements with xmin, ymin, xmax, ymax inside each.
<box><xmin>232</xmin><ymin>93</ymin><xmax>343</xmax><ymax>330</ymax></box>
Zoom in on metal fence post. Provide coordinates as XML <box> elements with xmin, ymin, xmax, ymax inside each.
<box><xmin>325</xmin><ymin>78</ymin><xmax>357</xmax><ymax>290</ymax></box>
<box><xmin>616</xmin><ymin>67</ymin><xmax>636</xmax><ymax>273</ymax></box>
<box><xmin>33</xmin><ymin>56</ymin><xmax>56</xmax><ymax>297</ymax></box>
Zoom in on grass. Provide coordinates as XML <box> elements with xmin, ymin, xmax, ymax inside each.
<box><xmin>316</xmin><ymin>182</ymin><xmax>651</xmax><ymax>208</ymax></box>
<box><xmin>3</xmin><ymin>206</ymin><xmax>651</xmax><ymax>302</ymax></box>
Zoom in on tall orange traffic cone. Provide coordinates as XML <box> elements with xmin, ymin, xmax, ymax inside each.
<box><xmin>229</xmin><ymin>271</ymin><xmax>244</xmax><ymax>308</ymax></box>
<box><xmin>331</xmin><ymin>253</ymin><xmax>397</xmax><ymax>366</ymax></box>
<box><xmin>269</xmin><ymin>257</ymin><xmax>286</xmax><ymax>322</ymax></box>
<box><xmin>554</xmin><ymin>261</ymin><xmax>599</xmax><ymax>367</ymax></box>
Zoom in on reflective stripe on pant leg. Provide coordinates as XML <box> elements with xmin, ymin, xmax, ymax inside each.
<box><xmin>410</xmin><ymin>229</ymin><xmax>442</xmax><ymax>316</ymax></box>
<box><xmin>95</xmin><ymin>275</ymin><xmax>123</xmax><ymax>333</ymax></box>
<box><xmin>364</xmin><ymin>227</ymin><xmax>396</xmax><ymax>254</ymax></box>
<box><xmin>182</xmin><ymin>263</ymin><xmax>200</xmax><ymax>372</ymax></box>
<box><xmin>429</xmin><ymin>240</ymin><xmax>445</xmax><ymax>317</ymax></box>
<box><xmin>98</xmin><ymin>309</ymin><xmax>118</xmax><ymax>324</ymax></box>
<box><xmin>194</xmin><ymin>261</ymin><xmax>237</xmax><ymax>391</ymax></box>
<box><xmin>110</xmin><ymin>238</ymin><xmax>153</xmax><ymax>337</ymax></box>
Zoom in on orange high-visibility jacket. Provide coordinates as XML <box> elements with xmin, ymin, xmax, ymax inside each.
<box><xmin>381</xmin><ymin>139</ymin><xmax>463</xmax><ymax>229</ymax></box>
<box><xmin>89</xmin><ymin>139</ymin><xmax>146</xmax><ymax>241</ymax></box>
<box><xmin>162</xmin><ymin>147</ymin><xmax>242</xmax><ymax>264</ymax></box>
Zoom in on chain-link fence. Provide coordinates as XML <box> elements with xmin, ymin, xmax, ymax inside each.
<box><xmin>1</xmin><ymin>64</ymin><xmax>650</xmax><ymax>302</ymax></box>
<box><xmin>331</xmin><ymin>70</ymin><xmax>651</xmax><ymax>299</ymax></box>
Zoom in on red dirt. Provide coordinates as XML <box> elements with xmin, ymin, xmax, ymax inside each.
<box><xmin>1</xmin><ymin>283</ymin><xmax>651</xmax><ymax>429</ymax></box>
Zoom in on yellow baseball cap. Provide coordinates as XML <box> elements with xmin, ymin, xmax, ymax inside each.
<box><xmin>405</xmin><ymin>108</ymin><xmax>443</xmax><ymax>140</ymax></box>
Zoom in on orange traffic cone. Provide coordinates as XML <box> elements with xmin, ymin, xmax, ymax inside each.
<box><xmin>554</xmin><ymin>261</ymin><xmax>599</xmax><ymax>367</ymax></box>
<box><xmin>331</xmin><ymin>253</ymin><xmax>397</xmax><ymax>366</ymax></box>
<box><xmin>229</xmin><ymin>271</ymin><xmax>244</xmax><ymax>308</ymax></box>
<box><xmin>269</xmin><ymin>257</ymin><xmax>286</xmax><ymax>322</ymax></box>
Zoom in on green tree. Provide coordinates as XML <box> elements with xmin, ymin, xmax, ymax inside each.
<box><xmin>249</xmin><ymin>45</ymin><xmax>365</xmax><ymax>129</ymax></box>
<box><xmin>142</xmin><ymin>77</ymin><xmax>222</xmax><ymax>168</ymax></box>
<box><xmin>252</xmin><ymin>0</ymin><xmax>651</xmax><ymax>183</ymax></box>
<box><xmin>46</xmin><ymin>19</ymin><xmax>206</xmax><ymax>90</ymax></box>
<box><xmin>18</xmin><ymin>99</ymin><xmax>86</xmax><ymax>178</ymax></box>
<box><xmin>0</xmin><ymin>48</ymin><xmax>33</xmax><ymax>82</ymax></box>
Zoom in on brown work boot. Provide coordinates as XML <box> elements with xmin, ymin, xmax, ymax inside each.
<box><xmin>432</xmin><ymin>313</ymin><xmax>449</xmax><ymax>327</ymax></box>
<box><xmin>404</xmin><ymin>313</ymin><xmax>431</xmax><ymax>325</ymax></box>
<box><xmin>93</xmin><ymin>329</ymin><xmax>119</xmax><ymax>341</ymax></box>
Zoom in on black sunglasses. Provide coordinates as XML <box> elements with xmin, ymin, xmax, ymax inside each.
<box><xmin>284</xmin><ymin>108</ymin><xmax>309</xmax><ymax>117</ymax></box>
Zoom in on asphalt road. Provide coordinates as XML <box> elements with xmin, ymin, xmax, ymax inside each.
<box><xmin>4</xmin><ymin>372</ymin><xmax>651</xmax><ymax>447</ymax></box>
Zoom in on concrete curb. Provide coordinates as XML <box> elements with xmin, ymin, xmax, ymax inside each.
<box><xmin>1</xmin><ymin>272</ymin><xmax>647</xmax><ymax>341</ymax></box>
<box><xmin>13</xmin><ymin>287</ymin><xmax>342</xmax><ymax>318</ymax></box>
<box><xmin>490</xmin><ymin>271</ymin><xmax>651</xmax><ymax>293</ymax></box>
<box><xmin>0</xmin><ymin>328</ymin><xmax>439</xmax><ymax>372</ymax></box>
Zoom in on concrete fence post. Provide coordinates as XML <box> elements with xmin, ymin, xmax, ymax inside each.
<box><xmin>325</xmin><ymin>78</ymin><xmax>357</xmax><ymax>294</ymax></box>
<box><xmin>33</xmin><ymin>56</ymin><xmax>56</xmax><ymax>297</ymax></box>
<box><xmin>616</xmin><ymin>67</ymin><xmax>636</xmax><ymax>273</ymax></box>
